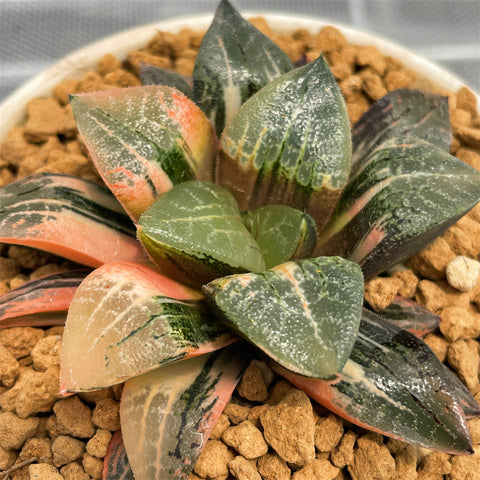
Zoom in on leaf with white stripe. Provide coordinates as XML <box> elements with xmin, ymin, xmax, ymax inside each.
<box><xmin>352</xmin><ymin>89</ymin><xmax>451</xmax><ymax>166</ymax></box>
<box><xmin>137</xmin><ymin>180</ymin><xmax>266</xmax><ymax>287</ymax></box>
<box><xmin>71</xmin><ymin>85</ymin><xmax>216</xmax><ymax>220</ymax></box>
<box><xmin>60</xmin><ymin>261</ymin><xmax>235</xmax><ymax>393</ymax></box>
<box><xmin>217</xmin><ymin>55</ymin><xmax>351</xmax><ymax>233</ymax></box>
<box><xmin>274</xmin><ymin>309</ymin><xmax>476</xmax><ymax>454</ymax></box>
<box><xmin>120</xmin><ymin>344</ymin><xmax>248</xmax><ymax>480</ymax></box>
<box><xmin>203</xmin><ymin>256</ymin><xmax>364</xmax><ymax>379</ymax></box>
<box><xmin>316</xmin><ymin>136</ymin><xmax>480</xmax><ymax>278</ymax></box>
<box><xmin>0</xmin><ymin>173</ymin><xmax>145</xmax><ymax>268</ymax></box>
<box><xmin>192</xmin><ymin>0</ymin><xmax>293</xmax><ymax>135</ymax></box>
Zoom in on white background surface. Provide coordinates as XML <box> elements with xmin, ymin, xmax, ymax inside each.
<box><xmin>0</xmin><ymin>0</ymin><xmax>479</xmax><ymax>102</ymax></box>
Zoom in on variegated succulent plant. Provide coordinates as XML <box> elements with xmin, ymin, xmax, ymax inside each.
<box><xmin>2</xmin><ymin>1</ymin><xmax>480</xmax><ymax>478</ymax></box>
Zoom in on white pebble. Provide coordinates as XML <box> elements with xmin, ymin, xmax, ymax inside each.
<box><xmin>445</xmin><ymin>256</ymin><xmax>480</xmax><ymax>292</ymax></box>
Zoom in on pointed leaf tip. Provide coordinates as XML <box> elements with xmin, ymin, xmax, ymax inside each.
<box><xmin>317</xmin><ymin>136</ymin><xmax>480</xmax><ymax>277</ymax></box>
<box><xmin>274</xmin><ymin>310</ymin><xmax>474</xmax><ymax>454</ymax></box>
<box><xmin>204</xmin><ymin>256</ymin><xmax>364</xmax><ymax>379</ymax></box>
<box><xmin>217</xmin><ymin>55</ymin><xmax>351</xmax><ymax>233</ymax></box>
<box><xmin>192</xmin><ymin>0</ymin><xmax>293</xmax><ymax>135</ymax></box>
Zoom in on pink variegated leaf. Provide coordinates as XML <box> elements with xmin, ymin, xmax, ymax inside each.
<box><xmin>316</xmin><ymin>137</ymin><xmax>480</xmax><ymax>278</ymax></box>
<box><xmin>273</xmin><ymin>309</ymin><xmax>477</xmax><ymax>454</ymax></box>
<box><xmin>374</xmin><ymin>295</ymin><xmax>440</xmax><ymax>337</ymax></box>
<box><xmin>0</xmin><ymin>269</ymin><xmax>90</xmax><ymax>327</ymax></box>
<box><xmin>120</xmin><ymin>344</ymin><xmax>248</xmax><ymax>480</ymax></box>
<box><xmin>352</xmin><ymin>89</ymin><xmax>452</xmax><ymax>165</ymax></box>
<box><xmin>103</xmin><ymin>431</ymin><xmax>134</xmax><ymax>480</ymax></box>
<box><xmin>60</xmin><ymin>261</ymin><xmax>236</xmax><ymax>393</ymax></box>
<box><xmin>0</xmin><ymin>173</ymin><xmax>145</xmax><ymax>268</ymax></box>
<box><xmin>71</xmin><ymin>85</ymin><xmax>217</xmax><ymax>220</ymax></box>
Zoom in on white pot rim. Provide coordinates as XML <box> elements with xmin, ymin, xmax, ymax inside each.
<box><xmin>0</xmin><ymin>11</ymin><xmax>478</xmax><ymax>144</ymax></box>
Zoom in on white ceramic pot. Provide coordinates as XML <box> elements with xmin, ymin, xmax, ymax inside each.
<box><xmin>0</xmin><ymin>12</ymin><xmax>478</xmax><ymax>145</ymax></box>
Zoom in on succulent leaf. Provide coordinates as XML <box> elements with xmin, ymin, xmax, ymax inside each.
<box><xmin>103</xmin><ymin>431</ymin><xmax>135</xmax><ymax>480</ymax></box>
<box><xmin>192</xmin><ymin>0</ymin><xmax>293</xmax><ymax>135</ymax></box>
<box><xmin>352</xmin><ymin>89</ymin><xmax>451</xmax><ymax>166</ymax></box>
<box><xmin>316</xmin><ymin>136</ymin><xmax>480</xmax><ymax>278</ymax></box>
<box><xmin>0</xmin><ymin>270</ymin><xmax>90</xmax><ymax>327</ymax></box>
<box><xmin>70</xmin><ymin>85</ymin><xmax>216</xmax><ymax>220</ymax></box>
<box><xmin>0</xmin><ymin>173</ymin><xmax>145</xmax><ymax>268</ymax></box>
<box><xmin>374</xmin><ymin>295</ymin><xmax>440</xmax><ymax>337</ymax></box>
<box><xmin>60</xmin><ymin>261</ymin><xmax>235</xmax><ymax>393</ymax></box>
<box><xmin>217</xmin><ymin>55</ymin><xmax>351</xmax><ymax>233</ymax></box>
<box><xmin>139</xmin><ymin>63</ymin><xmax>193</xmax><ymax>98</ymax></box>
<box><xmin>137</xmin><ymin>180</ymin><xmax>266</xmax><ymax>286</ymax></box>
<box><xmin>242</xmin><ymin>205</ymin><xmax>318</xmax><ymax>269</ymax></box>
<box><xmin>203</xmin><ymin>256</ymin><xmax>364</xmax><ymax>379</ymax></box>
<box><xmin>273</xmin><ymin>309</ymin><xmax>475</xmax><ymax>454</ymax></box>
<box><xmin>120</xmin><ymin>344</ymin><xmax>248</xmax><ymax>480</ymax></box>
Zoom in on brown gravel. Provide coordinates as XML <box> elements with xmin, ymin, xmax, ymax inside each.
<box><xmin>0</xmin><ymin>17</ymin><xmax>480</xmax><ymax>480</ymax></box>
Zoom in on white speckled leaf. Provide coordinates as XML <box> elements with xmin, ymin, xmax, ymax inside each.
<box><xmin>192</xmin><ymin>0</ymin><xmax>293</xmax><ymax>135</ymax></box>
<box><xmin>217</xmin><ymin>55</ymin><xmax>351</xmax><ymax>233</ymax></box>
<box><xmin>120</xmin><ymin>345</ymin><xmax>247</xmax><ymax>480</ymax></box>
<box><xmin>352</xmin><ymin>89</ymin><xmax>451</xmax><ymax>166</ymax></box>
<box><xmin>274</xmin><ymin>310</ymin><xmax>475</xmax><ymax>454</ymax></box>
<box><xmin>138</xmin><ymin>180</ymin><xmax>266</xmax><ymax>287</ymax></box>
<box><xmin>203</xmin><ymin>256</ymin><xmax>364</xmax><ymax>379</ymax></box>
<box><xmin>316</xmin><ymin>136</ymin><xmax>480</xmax><ymax>278</ymax></box>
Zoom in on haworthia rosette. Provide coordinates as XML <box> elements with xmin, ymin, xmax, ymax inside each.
<box><xmin>71</xmin><ymin>85</ymin><xmax>216</xmax><ymax>220</ymax></box>
<box><xmin>138</xmin><ymin>180</ymin><xmax>266</xmax><ymax>287</ymax></box>
<box><xmin>274</xmin><ymin>310</ymin><xmax>475</xmax><ymax>454</ymax></box>
<box><xmin>60</xmin><ymin>261</ymin><xmax>235</xmax><ymax>393</ymax></box>
<box><xmin>242</xmin><ymin>205</ymin><xmax>318</xmax><ymax>269</ymax></box>
<box><xmin>192</xmin><ymin>0</ymin><xmax>293</xmax><ymax>135</ymax></box>
<box><xmin>0</xmin><ymin>173</ymin><xmax>145</xmax><ymax>268</ymax></box>
<box><xmin>316</xmin><ymin>136</ymin><xmax>480</xmax><ymax>278</ymax></box>
<box><xmin>204</xmin><ymin>256</ymin><xmax>364</xmax><ymax>379</ymax></box>
<box><xmin>217</xmin><ymin>55</ymin><xmax>351</xmax><ymax>233</ymax></box>
<box><xmin>0</xmin><ymin>270</ymin><xmax>90</xmax><ymax>327</ymax></box>
<box><xmin>120</xmin><ymin>344</ymin><xmax>248</xmax><ymax>480</ymax></box>
<box><xmin>352</xmin><ymin>89</ymin><xmax>452</xmax><ymax>166</ymax></box>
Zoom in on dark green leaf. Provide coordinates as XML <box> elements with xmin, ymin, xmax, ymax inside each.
<box><xmin>137</xmin><ymin>180</ymin><xmax>266</xmax><ymax>287</ymax></box>
<box><xmin>242</xmin><ymin>205</ymin><xmax>318</xmax><ymax>269</ymax></box>
<box><xmin>217</xmin><ymin>55</ymin><xmax>351</xmax><ymax>233</ymax></box>
<box><xmin>0</xmin><ymin>269</ymin><xmax>90</xmax><ymax>327</ymax></box>
<box><xmin>274</xmin><ymin>309</ymin><xmax>475</xmax><ymax>454</ymax></box>
<box><xmin>192</xmin><ymin>0</ymin><xmax>293</xmax><ymax>135</ymax></box>
<box><xmin>120</xmin><ymin>344</ymin><xmax>249</xmax><ymax>480</ymax></box>
<box><xmin>139</xmin><ymin>63</ymin><xmax>193</xmax><ymax>98</ymax></box>
<box><xmin>204</xmin><ymin>256</ymin><xmax>364</xmax><ymax>379</ymax></box>
<box><xmin>71</xmin><ymin>85</ymin><xmax>216</xmax><ymax>220</ymax></box>
<box><xmin>352</xmin><ymin>89</ymin><xmax>452</xmax><ymax>166</ymax></box>
<box><xmin>316</xmin><ymin>136</ymin><xmax>480</xmax><ymax>278</ymax></box>
<box><xmin>374</xmin><ymin>296</ymin><xmax>440</xmax><ymax>337</ymax></box>
<box><xmin>0</xmin><ymin>173</ymin><xmax>145</xmax><ymax>268</ymax></box>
